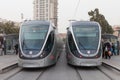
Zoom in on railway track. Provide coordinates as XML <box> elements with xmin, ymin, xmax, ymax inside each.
<box><xmin>1</xmin><ymin>49</ymin><xmax>120</xmax><ymax>80</ymax></box>
<box><xmin>97</xmin><ymin>67</ymin><xmax>113</xmax><ymax>80</ymax></box>
<box><xmin>3</xmin><ymin>63</ymin><xmax>120</xmax><ymax>80</ymax></box>
<box><xmin>4</xmin><ymin>68</ymin><xmax>46</xmax><ymax>80</ymax></box>
<box><xmin>74</xmin><ymin>64</ymin><xmax>120</xmax><ymax>80</ymax></box>
<box><xmin>75</xmin><ymin>68</ymin><xmax>83</xmax><ymax>80</ymax></box>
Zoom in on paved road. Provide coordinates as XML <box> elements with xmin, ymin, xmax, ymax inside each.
<box><xmin>2</xmin><ymin>49</ymin><xmax>120</xmax><ymax>80</ymax></box>
<box><xmin>39</xmin><ymin>49</ymin><xmax>79</xmax><ymax>80</ymax></box>
<box><xmin>0</xmin><ymin>55</ymin><xmax>17</xmax><ymax>66</ymax></box>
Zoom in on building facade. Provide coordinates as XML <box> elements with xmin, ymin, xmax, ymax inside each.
<box><xmin>113</xmin><ymin>25</ymin><xmax>120</xmax><ymax>40</ymax></box>
<box><xmin>33</xmin><ymin>0</ymin><xmax>58</xmax><ymax>27</ymax></box>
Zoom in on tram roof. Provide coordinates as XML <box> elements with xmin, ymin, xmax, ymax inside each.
<box><xmin>72</xmin><ymin>21</ymin><xmax>99</xmax><ymax>26</ymax></box>
<box><xmin>21</xmin><ymin>20</ymin><xmax>50</xmax><ymax>26</ymax></box>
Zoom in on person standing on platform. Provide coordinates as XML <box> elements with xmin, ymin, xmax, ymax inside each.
<box><xmin>1</xmin><ymin>44</ymin><xmax>4</xmax><ymax>55</ymax></box>
<box><xmin>111</xmin><ymin>43</ymin><xmax>116</xmax><ymax>55</ymax></box>
<box><xmin>0</xmin><ymin>46</ymin><xmax>2</xmax><ymax>56</ymax></box>
<box><xmin>14</xmin><ymin>43</ymin><xmax>18</xmax><ymax>55</ymax></box>
<box><xmin>104</xmin><ymin>41</ymin><xmax>112</xmax><ymax>59</ymax></box>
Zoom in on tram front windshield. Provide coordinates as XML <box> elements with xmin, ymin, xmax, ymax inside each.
<box><xmin>73</xmin><ymin>25</ymin><xmax>99</xmax><ymax>50</ymax></box>
<box><xmin>21</xmin><ymin>25</ymin><xmax>49</xmax><ymax>50</ymax></box>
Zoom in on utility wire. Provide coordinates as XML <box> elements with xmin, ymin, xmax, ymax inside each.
<box><xmin>73</xmin><ymin>0</ymin><xmax>80</xmax><ymax>19</ymax></box>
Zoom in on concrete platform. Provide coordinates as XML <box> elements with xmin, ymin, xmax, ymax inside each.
<box><xmin>102</xmin><ymin>55</ymin><xmax>120</xmax><ymax>71</ymax></box>
<box><xmin>0</xmin><ymin>55</ymin><xmax>18</xmax><ymax>73</ymax></box>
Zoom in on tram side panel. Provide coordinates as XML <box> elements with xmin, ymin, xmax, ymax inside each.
<box><xmin>44</xmin><ymin>31</ymin><xmax>59</xmax><ymax>65</ymax></box>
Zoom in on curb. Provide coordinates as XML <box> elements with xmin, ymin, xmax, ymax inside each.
<box><xmin>0</xmin><ymin>62</ymin><xmax>18</xmax><ymax>74</ymax></box>
<box><xmin>102</xmin><ymin>62</ymin><xmax>120</xmax><ymax>72</ymax></box>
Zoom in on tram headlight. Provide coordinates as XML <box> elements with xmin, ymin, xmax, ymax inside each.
<box><xmin>40</xmin><ymin>54</ymin><xmax>44</xmax><ymax>58</ymax></box>
<box><xmin>39</xmin><ymin>51</ymin><xmax>49</xmax><ymax>58</ymax></box>
<box><xmin>80</xmin><ymin>55</ymin><xmax>82</xmax><ymax>58</ymax></box>
<box><xmin>40</xmin><ymin>51</ymin><xmax>45</xmax><ymax>58</ymax></box>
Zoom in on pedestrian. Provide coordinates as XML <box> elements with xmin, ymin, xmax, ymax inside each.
<box><xmin>102</xmin><ymin>39</ymin><xmax>105</xmax><ymax>58</ymax></box>
<box><xmin>1</xmin><ymin>44</ymin><xmax>4</xmax><ymax>55</ymax></box>
<box><xmin>111</xmin><ymin>43</ymin><xmax>116</xmax><ymax>55</ymax></box>
<box><xmin>0</xmin><ymin>46</ymin><xmax>2</xmax><ymax>56</ymax></box>
<box><xmin>104</xmin><ymin>41</ymin><xmax>111</xmax><ymax>59</ymax></box>
<box><xmin>14</xmin><ymin>43</ymin><xmax>18</xmax><ymax>55</ymax></box>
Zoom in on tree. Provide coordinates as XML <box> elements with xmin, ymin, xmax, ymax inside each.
<box><xmin>88</xmin><ymin>8</ymin><xmax>114</xmax><ymax>34</ymax></box>
<box><xmin>0</xmin><ymin>21</ymin><xmax>19</xmax><ymax>34</ymax></box>
<box><xmin>0</xmin><ymin>22</ymin><xmax>4</xmax><ymax>33</ymax></box>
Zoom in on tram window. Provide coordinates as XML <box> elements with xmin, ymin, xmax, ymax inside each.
<box><xmin>51</xmin><ymin>31</ymin><xmax>54</xmax><ymax>42</ymax></box>
<box><xmin>44</xmin><ymin>31</ymin><xmax>54</xmax><ymax>52</ymax></box>
<box><xmin>68</xmin><ymin>31</ymin><xmax>77</xmax><ymax>51</ymax></box>
<box><xmin>76</xmin><ymin>33</ymin><xmax>96</xmax><ymax>37</ymax></box>
<box><xmin>24</xmin><ymin>32</ymin><xmax>46</xmax><ymax>39</ymax></box>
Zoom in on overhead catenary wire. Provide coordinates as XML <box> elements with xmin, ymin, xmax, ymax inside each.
<box><xmin>73</xmin><ymin>0</ymin><xmax>80</xmax><ymax>19</ymax></box>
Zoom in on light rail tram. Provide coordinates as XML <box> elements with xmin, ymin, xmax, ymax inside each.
<box><xmin>18</xmin><ymin>20</ymin><xmax>62</xmax><ymax>68</ymax></box>
<box><xmin>66</xmin><ymin>21</ymin><xmax>102</xmax><ymax>67</ymax></box>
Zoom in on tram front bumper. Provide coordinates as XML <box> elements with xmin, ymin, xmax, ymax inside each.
<box><xmin>18</xmin><ymin>59</ymin><xmax>45</xmax><ymax>68</ymax></box>
<box><xmin>68</xmin><ymin>58</ymin><xmax>102</xmax><ymax>67</ymax></box>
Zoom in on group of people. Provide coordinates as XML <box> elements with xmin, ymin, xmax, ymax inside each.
<box><xmin>0</xmin><ymin>42</ymin><xmax>18</xmax><ymax>56</ymax></box>
<box><xmin>102</xmin><ymin>40</ymin><xmax>116</xmax><ymax>59</ymax></box>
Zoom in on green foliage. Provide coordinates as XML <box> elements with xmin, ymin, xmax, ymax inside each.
<box><xmin>88</xmin><ymin>8</ymin><xmax>114</xmax><ymax>34</ymax></box>
<box><xmin>0</xmin><ymin>21</ymin><xmax>19</xmax><ymax>34</ymax></box>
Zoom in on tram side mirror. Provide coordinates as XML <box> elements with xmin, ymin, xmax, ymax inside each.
<box><xmin>66</xmin><ymin>27</ymin><xmax>69</xmax><ymax>30</ymax></box>
<box><xmin>53</xmin><ymin>27</ymin><xmax>56</xmax><ymax>30</ymax></box>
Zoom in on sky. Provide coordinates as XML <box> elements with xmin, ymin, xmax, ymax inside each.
<box><xmin>0</xmin><ymin>0</ymin><xmax>120</xmax><ymax>33</ymax></box>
